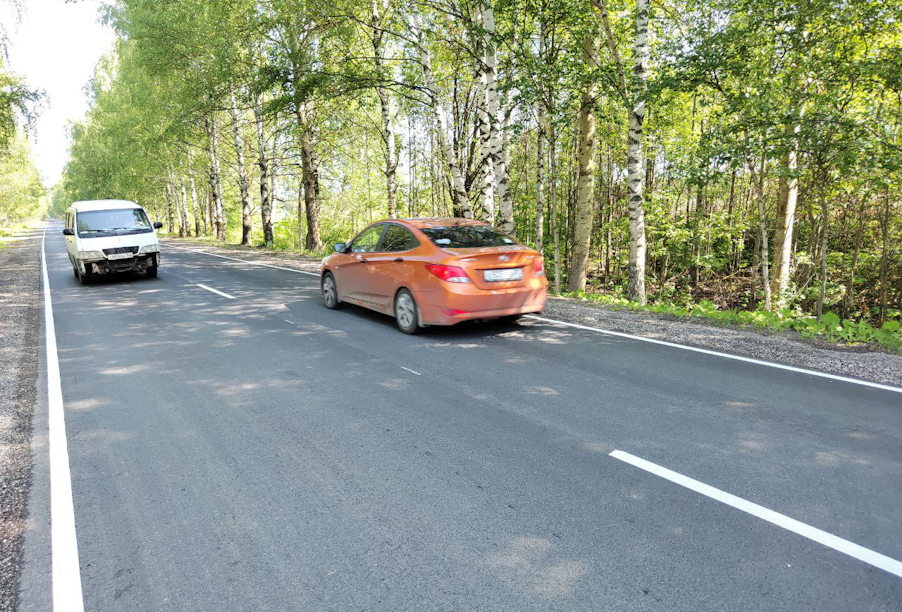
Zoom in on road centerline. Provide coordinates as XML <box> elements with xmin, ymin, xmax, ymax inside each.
<box><xmin>41</xmin><ymin>226</ymin><xmax>87</xmax><ymax>612</ymax></box>
<box><xmin>609</xmin><ymin>449</ymin><xmax>902</xmax><ymax>579</ymax></box>
<box><xmin>196</xmin><ymin>283</ymin><xmax>236</xmax><ymax>300</ymax></box>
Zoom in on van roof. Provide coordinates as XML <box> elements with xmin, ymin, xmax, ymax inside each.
<box><xmin>69</xmin><ymin>200</ymin><xmax>141</xmax><ymax>212</ymax></box>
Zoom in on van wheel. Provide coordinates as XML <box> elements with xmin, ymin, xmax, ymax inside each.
<box><xmin>73</xmin><ymin>266</ymin><xmax>79</xmax><ymax>279</ymax></box>
<box><xmin>394</xmin><ymin>289</ymin><xmax>420</xmax><ymax>335</ymax></box>
<box><xmin>79</xmin><ymin>266</ymin><xmax>94</xmax><ymax>285</ymax></box>
<box><xmin>146</xmin><ymin>265</ymin><xmax>158</xmax><ymax>279</ymax></box>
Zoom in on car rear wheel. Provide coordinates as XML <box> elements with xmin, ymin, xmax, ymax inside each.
<box><xmin>394</xmin><ymin>289</ymin><xmax>419</xmax><ymax>335</ymax></box>
<box><xmin>322</xmin><ymin>272</ymin><xmax>340</xmax><ymax>309</ymax></box>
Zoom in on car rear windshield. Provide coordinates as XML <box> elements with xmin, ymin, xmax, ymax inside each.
<box><xmin>77</xmin><ymin>208</ymin><xmax>152</xmax><ymax>237</ymax></box>
<box><xmin>421</xmin><ymin>225</ymin><xmax>516</xmax><ymax>248</ymax></box>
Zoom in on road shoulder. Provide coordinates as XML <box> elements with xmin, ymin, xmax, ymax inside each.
<box><xmin>0</xmin><ymin>228</ymin><xmax>42</xmax><ymax>612</ymax></box>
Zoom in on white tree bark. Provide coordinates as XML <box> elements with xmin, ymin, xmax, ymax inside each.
<box><xmin>254</xmin><ymin>99</ymin><xmax>273</xmax><ymax>247</ymax></box>
<box><xmin>626</xmin><ymin>0</ymin><xmax>650</xmax><ymax>304</ymax></box>
<box><xmin>409</xmin><ymin>11</ymin><xmax>471</xmax><ymax>217</ymax></box>
<box><xmin>229</xmin><ymin>91</ymin><xmax>252</xmax><ymax>246</ymax></box>
<box><xmin>567</xmin><ymin>34</ymin><xmax>600</xmax><ymax>293</ymax></box>
<box><xmin>771</xmin><ymin>123</ymin><xmax>799</xmax><ymax>307</ymax></box>
<box><xmin>206</xmin><ymin>115</ymin><xmax>226</xmax><ymax>241</ymax></box>
<box><xmin>371</xmin><ymin>0</ymin><xmax>399</xmax><ymax>217</ymax></box>
<box><xmin>536</xmin><ymin>104</ymin><xmax>546</xmax><ymax>252</ymax></box>
<box><xmin>179</xmin><ymin>173</ymin><xmax>190</xmax><ymax>238</ymax></box>
<box><xmin>749</xmin><ymin>150</ymin><xmax>772</xmax><ymax>310</ymax></box>
<box><xmin>187</xmin><ymin>148</ymin><xmax>201</xmax><ymax>237</ymax></box>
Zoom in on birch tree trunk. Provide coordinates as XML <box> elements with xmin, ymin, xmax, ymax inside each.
<box><xmin>229</xmin><ymin>92</ymin><xmax>252</xmax><ymax>246</ymax></box>
<box><xmin>165</xmin><ymin>179</ymin><xmax>175</xmax><ymax>235</ymax></box>
<box><xmin>567</xmin><ymin>34</ymin><xmax>600</xmax><ymax>293</ymax></box>
<box><xmin>476</xmin><ymin>75</ymin><xmax>495</xmax><ymax>224</ymax></box>
<box><xmin>371</xmin><ymin>0</ymin><xmax>398</xmax><ymax>217</ymax></box>
<box><xmin>536</xmin><ymin>104</ymin><xmax>546</xmax><ymax>252</ymax></box>
<box><xmin>770</xmin><ymin>124</ymin><xmax>799</xmax><ymax>307</ymax></box>
<box><xmin>297</xmin><ymin>102</ymin><xmax>322</xmax><ymax>251</ymax></box>
<box><xmin>626</xmin><ymin>0</ymin><xmax>650</xmax><ymax>305</ymax></box>
<box><xmin>550</xmin><ymin>119</ymin><xmax>560</xmax><ymax>295</ymax></box>
<box><xmin>206</xmin><ymin>116</ymin><xmax>226</xmax><ymax>241</ymax></box>
<box><xmin>498</xmin><ymin>106</ymin><xmax>514</xmax><ymax>232</ymax></box>
<box><xmin>750</xmin><ymin>150</ymin><xmax>772</xmax><ymax>310</ymax></box>
<box><xmin>254</xmin><ymin>100</ymin><xmax>273</xmax><ymax>248</ymax></box>
<box><xmin>187</xmin><ymin>148</ymin><xmax>201</xmax><ymax>237</ymax></box>
<box><xmin>409</xmin><ymin>12</ymin><xmax>471</xmax><ymax>217</ymax></box>
<box><xmin>816</xmin><ymin>181</ymin><xmax>829</xmax><ymax>321</ymax></box>
<box><xmin>179</xmin><ymin>174</ymin><xmax>189</xmax><ymax>237</ymax></box>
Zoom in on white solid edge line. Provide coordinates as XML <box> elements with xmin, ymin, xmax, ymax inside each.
<box><xmin>609</xmin><ymin>450</ymin><xmax>902</xmax><ymax>579</ymax></box>
<box><xmin>524</xmin><ymin>314</ymin><xmax>902</xmax><ymax>394</ymax></box>
<box><xmin>196</xmin><ymin>283</ymin><xmax>236</xmax><ymax>299</ymax></box>
<box><xmin>42</xmin><ymin>227</ymin><xmax>87</xmax><ymax>612</ymax></box>
<box><xmin>400</xmin><ymin>366</ymin><xmax>422</xmax><ymax>376</ymax></box>
<box><xmin>165</xmin><ymin>244</ymin><xmax>320</xmax><ymax>276</ymax></box>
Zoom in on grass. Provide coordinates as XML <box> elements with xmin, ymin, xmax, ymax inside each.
<box><xmin>564</xmin><ymin>290</ymin><xmax>902</xmax><ymax>353</ymax></box>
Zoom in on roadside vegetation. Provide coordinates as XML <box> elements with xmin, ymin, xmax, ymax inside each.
<box><xmin>0</xmin><ymin>53</ymin><xmax>44</xmax><ymax>233</ymax></box>
<box><xmin>52</xmin><ymin>0</ymin><xmax>901</xmax><ymax>348</ymax></box>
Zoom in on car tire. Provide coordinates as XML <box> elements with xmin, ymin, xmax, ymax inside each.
<box><xmin>146</xmin><ymin>264</ymin><xmax>158</xmax><ymax>279</ymax></box>
<box><xmin>79</xmin><ymin>264</ymin><xmax>93</xmax><ymax>285</ymax></box>
<box><xmin>73</xmin><ymin>266</ymin><xmax>79</xmax><ymax>279</ymax></box>
<box><xmin>394</xmin><ymin>289</ymin><xmax>420</xmax><ymax>335</ymax></box>
<box><xmin>322</xmin><ymin>272</ymin><xmax>341</xmax><ymax>309</ymax></box>
<box><xmin>499</xmin><ymin>314</ymin><xmax>523</xmax><ymax>324</ymax></box>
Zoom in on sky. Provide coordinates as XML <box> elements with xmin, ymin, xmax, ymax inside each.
<box><xmin>2</xmin><ymin>0</ymin><xmax>116</xmax><ymax>186</ymax></box>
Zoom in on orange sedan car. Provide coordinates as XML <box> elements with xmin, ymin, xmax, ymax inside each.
<box><xmin>320</xmin><ymin>218</ymin><xmax>547</xmax><ymax>334</ymax></box>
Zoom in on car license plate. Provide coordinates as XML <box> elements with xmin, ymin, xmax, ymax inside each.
<box><xmin>107</xmin><ymin>252</ymin><xmax>134</xmax><ymax>260</ymax></box>
<box><xmin>484</xmin><ymin>268</ymin><xmax>523</xmax><ymax>282</ymax></box>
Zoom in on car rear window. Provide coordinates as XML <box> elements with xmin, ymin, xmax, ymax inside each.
<box><xmin>421</xmin><ymin>226</ymin><xmax>516</xmax><ymax>248</ymax></box>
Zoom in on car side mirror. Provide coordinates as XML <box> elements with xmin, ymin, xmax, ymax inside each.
<box><xmin>153</xmin><ymin>221</ymin><xmax>163</xmax><ymax>229</ymax></box>
<box><xmin>334</xmin><ymin>242</ymin><xmax>347</xmax><ymax>253</ymax></box>
<box><xmin>62</xmin><ymin>228</ymin><xmax>74</xmax><ymax>236</ymax></box>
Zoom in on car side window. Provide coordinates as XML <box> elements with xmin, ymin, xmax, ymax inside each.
<box><xmin>349</xmin><ymin>225</ymin><xmax>384</xmax><ymax>253</ymax></box>
<box><xmin>379</xmin><ymin>224</ymin><xmax>418</xmax><ymax>252</ymax></box>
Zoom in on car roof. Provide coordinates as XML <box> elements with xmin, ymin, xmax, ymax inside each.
<box><xmin>69</xmin><ymin>199</ymin><xmax>142</xmax><ymax>212</ymax></box>
<box><xmin>396</xmin><ymin>217</ymin><xmax>490</xmax><ymax>229</ymax></box>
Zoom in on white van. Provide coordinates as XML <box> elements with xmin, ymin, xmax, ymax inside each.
<box><xmin>63</xmin><ymin>200</ymin><xmax>163</xmax><ymax>284</ymax></box>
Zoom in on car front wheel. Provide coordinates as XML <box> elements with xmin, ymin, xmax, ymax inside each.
<box><xmin>394</xmin><ymin>289</ymin><xmax>420</xmax><ymax>335</ymax></box>
<box><xmin>322</xmin><ymin>272</ymin><xmax>340</xmax><ymax>309</ymax></box>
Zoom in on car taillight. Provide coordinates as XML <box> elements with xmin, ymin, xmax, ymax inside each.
<box><xmin>425</xmin><ymin>264</ymin><xmax>471</xmax><ymax>283</ymax></box>
<box><xmin>534</xmin><ymin>260</ymin><xmax>545</xmax><ymax>275</ymax></box>
<box><xmin>441</xmin><ymin>308</ymin><xmax>470</xmax><ymax>316</ymax></box>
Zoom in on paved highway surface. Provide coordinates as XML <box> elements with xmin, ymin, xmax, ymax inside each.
<box><xmin>21</xmin><ymin>226</ymin><xmax>902</xmax><ymax>611</ymax></box>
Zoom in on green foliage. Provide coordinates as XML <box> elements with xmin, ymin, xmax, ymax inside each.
<box><xmin>0</xmin><ymin>131</ymin><xmax>46</xmax><ymax>225</ymax></box>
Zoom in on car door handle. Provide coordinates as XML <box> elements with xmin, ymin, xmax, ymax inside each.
<box><xmin>393</xmin><ymin>258</ymin><xmax>404</xmax><ymax>263</ymax></box>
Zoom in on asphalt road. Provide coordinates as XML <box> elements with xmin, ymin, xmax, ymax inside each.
<box><xmin>21</xmin><ymin>227</ymin><xmax>902</xmax><ymax>611</ymax></box>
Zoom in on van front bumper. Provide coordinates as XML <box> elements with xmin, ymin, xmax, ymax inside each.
<box><xmin>82</xmin><ymin>253</ymin><xmax>158</xmax><ymax>274</ymax></box>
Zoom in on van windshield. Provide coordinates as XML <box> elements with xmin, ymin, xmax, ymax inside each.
<box><xmin>76</xmin><ymin>208</ymin><xmax>152</xmax><ymax>237</ymax></box>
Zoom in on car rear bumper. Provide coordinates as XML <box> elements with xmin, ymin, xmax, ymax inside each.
<box><xmin>416</xmin><ymin>280</ymin><xmax>547</xmax><ymax>325</ymax></box>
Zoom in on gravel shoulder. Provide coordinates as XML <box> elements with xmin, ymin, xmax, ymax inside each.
<box><xmin>162</xmin><ymin>237</ymin><xmax>902</xmax><ymax>388</ymax></box>
<box><xmin>0</xmin><ymin>227</ymin><xmax>42</xmax><ymax>612</ymax></box>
